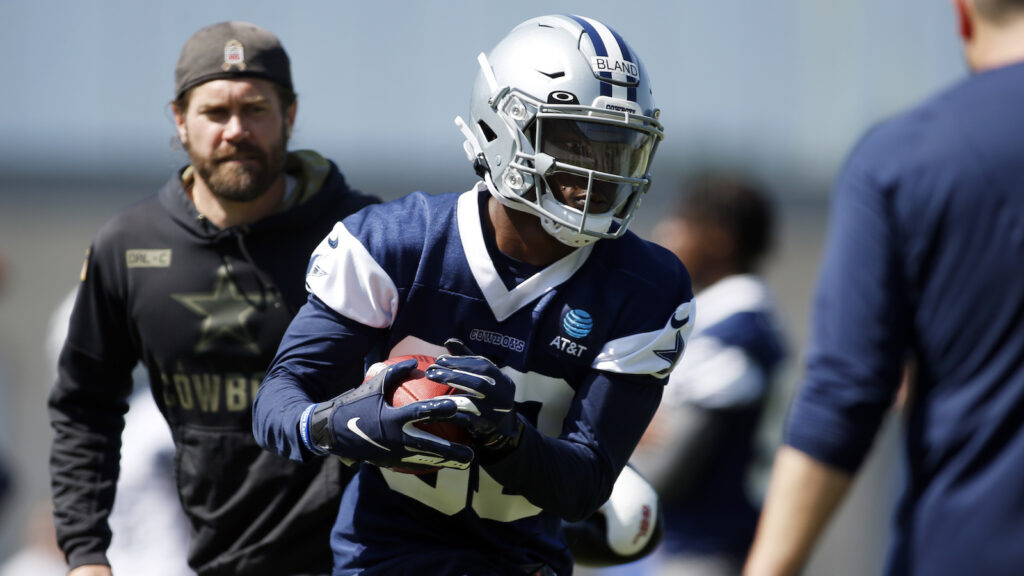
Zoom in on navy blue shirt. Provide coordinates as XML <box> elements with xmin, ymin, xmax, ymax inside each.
<box><xmin>786</xmin><ymin>61</ymin><xmax>1024</xmax><ymax>576</ymax></box>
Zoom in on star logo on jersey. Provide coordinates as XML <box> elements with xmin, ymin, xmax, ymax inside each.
<box><xmin>653</xmin><ymin>330</ymin><xmax>684</xmax><ymax>367</ymax></box>
<box><xmin>307</xmin><ymin>254</ymin><xmax>327</xmax><ymax>278</ymax></box>
<box><xmin>172</xmin><ymin>265</ymin><xmax>264</xmax><ymax>354</ymax></box>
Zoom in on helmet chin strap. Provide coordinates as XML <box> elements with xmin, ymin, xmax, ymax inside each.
<box><xmin>541</xmin><ymin>216</ymin><xmax>601</xmax><ymax>247</ymax></box>
<box><xmin>539</xmin><ymin>187</ymin><xmax>612</xmax><ymax>247</ymax></box>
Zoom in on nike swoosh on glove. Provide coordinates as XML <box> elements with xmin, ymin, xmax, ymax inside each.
<box><xmin>426</xmin><ymin>339</ymin><xmax>524</xmax><ymax>455</ymax></box>
<box><xmin>299</xmin><ymin>357</ymin><xmax>473</xmax><ymax>471</ymax></box>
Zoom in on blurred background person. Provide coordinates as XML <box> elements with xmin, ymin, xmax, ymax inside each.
<box><xmin>625</xmin><ymin>172</ymin><xmax>788</xmax><ymax>576</ymax></box>
<box><xmin>0</xmin><ymin>501</ymin><xmax>65</xmax><ymax>576</ymax></box>
<box><xmin>0</xmin><ymin>254</ymin><xmax>62</xmax><ymax>576</ymax></box>
<box><xmin>744</xmin><ymin>1</ymin><xmax>1024</xmax><ymax>575</ymax></box>
<box><xmin>577</xmin><ymin>172</ymin><xmax>789</xmax><ymax>576</ymax></box>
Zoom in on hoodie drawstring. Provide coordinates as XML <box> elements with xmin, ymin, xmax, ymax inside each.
<box><xmin>225</xmin><ymin>228</ymin><xmax>286</xmax><ymax>314</ymax></box>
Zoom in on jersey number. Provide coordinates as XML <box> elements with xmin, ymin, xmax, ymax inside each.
<box><xmin>381</xmin><ymin>370</ymin><xmax>573</xmax><ymax>521</ymax></box>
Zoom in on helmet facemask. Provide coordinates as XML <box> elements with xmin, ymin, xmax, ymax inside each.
<box><xmin>455</xmin><ymin>14</ymin><xmax>664</xmax><ymax>248</ymax></box>
<box><xmin>521</xmin><ymin>106</ymin><xmax>661</xmax><ymax>247</ymax></box>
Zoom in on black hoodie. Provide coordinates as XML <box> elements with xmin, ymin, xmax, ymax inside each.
<box><xmin>49</xmin><ymin>150</ymin><xmax>379</xmax><ymax>575</ymax></box>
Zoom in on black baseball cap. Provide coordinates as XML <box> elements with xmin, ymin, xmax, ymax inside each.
<box><xmin>174</xmin><ymin>21</ymin><xmax>292</xmax><ymax>100</ymax></box>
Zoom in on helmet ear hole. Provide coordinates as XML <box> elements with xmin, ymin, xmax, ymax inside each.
<box><xmin>478</xmin><ymin>120</ymin><xmax>498</xmax><ymax>143</ymax></box>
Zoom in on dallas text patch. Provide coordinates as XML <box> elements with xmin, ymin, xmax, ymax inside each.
<box><xmin>126</xmin><ymin>249</ymin><xmax>172</xmax><ymax>268</ymax></box>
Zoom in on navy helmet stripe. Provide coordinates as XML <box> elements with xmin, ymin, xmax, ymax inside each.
<box><xmin>566</xmin><ymin>14</ymin><xmax>609</xmax><ymax>57</ymax></box>
<box><xmin>605</xmin><ymin>25</ymin><xmax>639</xmax><ymax>101</ymax></box>
<box><xmin>607</xmin><ymin>26</ymin><xmax>633</xmax><ymax>69</ymax></box>
<box><xmin>566</xmin><ymin>14</ymin><xmax>613</xmax><ymax>97</ymax></box>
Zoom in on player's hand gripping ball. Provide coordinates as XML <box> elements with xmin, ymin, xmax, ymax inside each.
<box><xmin>427</xmin><ymin>339</ymin><xmax>523</xmax><ymax>454</ymax></box>
<box><xmin>378</xmin><ymin>355</ymin><xmax>470</xmax><ymax>473</ymax></box>
<box><xmin>303</xmin><ymin>356</ymin><xmax>472</xmax><ymax>475</ymax></box>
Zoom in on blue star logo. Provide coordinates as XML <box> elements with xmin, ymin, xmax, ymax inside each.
<box><xmin>653</xmin><ymin>330</ymin><xmax>684</xmax><ymax>366</ymax></box>
<box><xmin>306</xmin><ymin>254</ymin><xmax>327</xmax><ymax>277</ymax></box>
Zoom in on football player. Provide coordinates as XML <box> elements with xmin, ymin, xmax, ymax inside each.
<box><xmin>253</xmin><ymin>14</ymin><xmax>694</xmax><ymax>576</ymax></box>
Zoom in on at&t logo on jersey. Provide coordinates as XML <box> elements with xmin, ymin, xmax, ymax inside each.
<box><xmin>550</xmin><ymin>308</ymin><xmax>593</xmax><ymax>358</ymax></box>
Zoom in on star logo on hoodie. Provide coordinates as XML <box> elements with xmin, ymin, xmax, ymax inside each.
<box><xmin>172</xmin><ymin>265</ymin><xmax>263</xmax><ymax>354</ymax></box>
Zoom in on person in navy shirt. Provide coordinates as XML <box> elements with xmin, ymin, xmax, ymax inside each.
<box><xmin>252</xmin><ymin>14</ymin><xmax>693</xmax><ymax>576</ymax></box>
<box><xmin>745</xmin><ymin>1</ymin><xmax>1024</xmax><ymax>575</ymax></box>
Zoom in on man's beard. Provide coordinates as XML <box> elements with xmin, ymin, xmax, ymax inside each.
<box><xmin>187</xmin><ymin>134</ymin><xmax>288</xmax><ymax>202</ymax></box>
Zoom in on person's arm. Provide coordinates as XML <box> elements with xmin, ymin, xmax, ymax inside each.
<box><xmin>50</xmin><ymin>344</ymin><xmax>132</xmax><ymax>569</ymax></box>
<box><xmin>253</xmin><ymin>296</ymin><xmax>475</xmax><ymax>472</ymax></box>
<box><xmin>49</xmin><ymin>245</ymin><xmax>137</xmax><ymax>570</ymax></box>
<box><xmin>746</xmin><ymin>135</ymin><xmax>906</xmax><ymax>575</ymax></box>
<box><xmin>743</xmin><ymin>446</ymin><xmax>852</xmax><ymax>576</ymax></box>
<box><xmin>500</xmin><ymin>372</ymin><xmax>663</xmax><ymax>520</ymax></box>
<box><xmin>629</xmin><ymin>402</ymin><xmax>725</xmax><ymax>502</ymax></box>
<box><xmin>631</xmin><ymin>331</ymin><xmax>769</xmax><ymax>503</ymax></box>
<box><xmin>431</xmin><ymin>343</ymin><xmax>665</xmax><ymax>522</ymax></box>
<box><xmin>253</xmin><ymin>295</ymin><xmax>382</xmax><ymax>461</ymax></box>
<box><xmin>564</xmin><ymin>464</ymin><xmax>664</xmax><ymax>567</ymax></box>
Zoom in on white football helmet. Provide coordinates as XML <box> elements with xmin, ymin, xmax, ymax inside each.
<box><xmin>456</xmin><ymin>14</ymin><xmax>664</xmax><ymax>247</ymax></box>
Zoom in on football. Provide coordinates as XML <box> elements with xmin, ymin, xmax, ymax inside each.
<box><xmin>375</xmin><ymin>354</ymin><xmax>469</xmax><ymax>474</ymax></box>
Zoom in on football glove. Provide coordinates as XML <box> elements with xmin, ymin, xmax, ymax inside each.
<box><xmin>426</xmin><ymin>338</ymin><xmax>523</xmax><ymax>453</ymax></box>
<box><xmin>299</xmin><ymin>358</ymin><xmax>473</xmax><ymax>471</ymax></box>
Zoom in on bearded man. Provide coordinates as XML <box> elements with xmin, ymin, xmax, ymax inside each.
<box><xmin>48</xmin><ymin>21</ymin><xmax>378</xmax><ymax>576</ymax></box>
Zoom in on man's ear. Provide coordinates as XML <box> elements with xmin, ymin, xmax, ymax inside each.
<box><xmin>173</xmin><ymin>103</ymin><xmax>189</xmax><ymax>147</ymax></box>
<box><xmin>954</xmin><ymin>0</ymin><xmax>973</xmax><ymax>42</ymax></box>
<box><xmin>284</xmin><ymin>100</ymin><xmax>298</xmax><ymax>141</ymax></box>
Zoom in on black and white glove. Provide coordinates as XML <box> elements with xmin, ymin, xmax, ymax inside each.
<box><xmin>299</xmin><ymin>358</ymin><xmax>473</xmax><ymax>471</ymax></box>
<box><xmin>426</xmin><ymin>339</ymin><xmax>523</xmax><ymax>454</ymax></box>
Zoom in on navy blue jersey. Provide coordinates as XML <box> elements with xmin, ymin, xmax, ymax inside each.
<box><xmin>785</xmin><ymin>61</ymin><xmax>1024</xmax><ymax>576</ymax></box>
<box><xmin>254</xmin><ymin>185</ymin><xmax>693</xmax><ymax>575</ymax></box>
<box><xmin>659</xmin><ymin>275</ymin><xmax>786</xmax><ymax>558</ymax></box>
